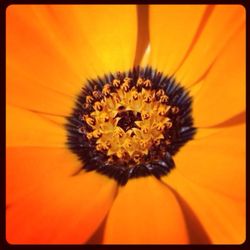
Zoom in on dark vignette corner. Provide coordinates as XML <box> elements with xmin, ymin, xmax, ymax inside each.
<box><xmin>0</xmin><ymin>1</ymin><xmax>7</xmax><ymax>250</ymax></box>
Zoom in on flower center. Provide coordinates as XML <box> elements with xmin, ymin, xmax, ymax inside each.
<box><xmin>116</xmin><ymin>110</ymin><xmax>141</xmax><ymax>132</ymax></box>
<box><xmin>66</xmin><ymin>67</ymin><xmax>196</xmax><ymax>185</ymax></box>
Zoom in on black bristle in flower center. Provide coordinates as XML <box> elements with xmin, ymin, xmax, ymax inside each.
<box><xmin>66</xmin><ymin>66</ymin><xmax>196</xmax><ymax>185</ymax></box>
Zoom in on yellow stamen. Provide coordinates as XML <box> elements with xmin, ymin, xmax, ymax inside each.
<box><xmin>156</xmin><ymin>123</ymin><xmax>165</xmax><ymax>131</ymax></box>
<box><xmin>92</xmin><ymin>129</ymin><xmax>102</xmax><ymax>138</ymax></box>
<box><xmin>124</xmin><ymin>77</ymin><xmax>132</xmax><ymax>83</ymax></box>
<box><xmin>143</xmin><ymin>79</ymin><xmax>152</xmax><ymax>88</ymax></box>
<box><xmin>133</xmin><ymin>153</ymin><xmax>142</xmax><ymax>163</ymax></box>
<box><xmin>83</xmin><ymin>76</ymin><xmax>179</xmax><ymax>164</ymax></box>
<box><xmin>102</xmin><ymin>84</ymin><xmax>111</xmax><ymax>96</ymax></box>
<box><xmin>132</xmin><ymin>91</ymin><xmax>139</xmax><ymax>100</ymax></box>
<box><xmin>136</xmin><ymin>77</ymin><xmax>144</xmax><ymax>87</ymax></box>
<box><xmin>154</xmin><ymin>138</ymin><xmax>161</xmax><ymax>146</ymax></box>
<box><xmin>166</xmin><ymin>121</ymin><xmax>173</xmax><ymax>129</ymax></box>
<box><xmin>171</xmin><ymin>106</ymin><xmax>180</xmax><ymax>114</ymax></box>
<box><xmin>94</xmin><ymin>101</ymin><xmax>103</xmax><ymax>111</ymax></box>
<box><xmin>93</xmin><ymin>90</ymin><xmax>102</xmax><ymax>99</ymax></box>
<box><xmin>160</xmin><ymin>95</ymin><xmax>169</xmax><ymax>103</ymax></box>
<box><xmin>141</xmin><ymin>112</ymin><xmax>150</xmax><ymax>120</ymax></box>
<box><xmin>143</xmin><ymin>93</ymin><xmax>153</xmax><ymax>103</ymax></box>
<box><xmin>86</xmin><ymin>96</ymin><xmax>94</xmax><ymax>104</ymax></box>
<box><xmin>158</xmin><ymin>105</ymin><xmax>170</xmax><ymax>116</ymax></box>
<box><xmin>78</xmin><ymin>127</ymin><xmax>85</xmax><ymax>134</ymax></box>
<box><xmin>114</xmin><ymin>127</ymin><xmax>125</xmax><ymax>138</ymax></box>
<box><xmin>156</xmin><ymin>89</ymin><xmax>165</xmax><ymax>97</ymax></box>
<box><xmin>83</xmin><ymin>115</ymin><xmax>96</xmax><ymax>126</ymax></box>
<box><xmin>113</xmin><ymin>79</ymin><xmax>121</xmax><ymax>88</ymax></box>
<box><xmin>121</xmin><ymin>81</ymin><xmax>130</xmax><ymax>92</ymax></box>
<box><xmin>87</xmin><ymin>132</ymin><xmax>93</xmax><ymax>140</ymax></box>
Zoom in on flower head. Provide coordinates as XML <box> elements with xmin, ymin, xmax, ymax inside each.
<box><xmin>6</xmin><ymin>4</ymin><xmax>245</xmax><ymax>244</ymax></box>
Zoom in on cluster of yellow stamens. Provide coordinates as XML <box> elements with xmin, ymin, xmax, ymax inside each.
<box><xmin>81</xmin><ymin>76</ymin><xmax>178</xmax><ymax>165</ymax></box>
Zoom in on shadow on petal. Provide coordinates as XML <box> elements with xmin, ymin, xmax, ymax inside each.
<box><xmin>133</xmin><ymin>5</ymin><xmax>150</xmax><ymax>66</ymax></box>
<box><xmin>164</xmin><ymin>183</ymin><xmax>211</xmax><ymax>244</ymax></box>
<box><xmin>86</xmin><ymin>215</ymin><xmax>108</xmax><ymax>244</ymax></box>
<box><xmin>209</xmin><ymin>112</ymin><xmax>245</xmax><ymax>128</ymax></box>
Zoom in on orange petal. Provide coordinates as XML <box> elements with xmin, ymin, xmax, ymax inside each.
<box><xmin>6</xmin><ymin>147</ymin><xmax>117</xmax><ymax>243</ymax></box>
<box><xmin>103</xmin><ymin>176</ymin><xmax>189</xmax><ymax>244</ymax></box>
<box><xmin>39</xmin><ymin>4</ymin><xmax>137</xmax><ymax>75</ymax></box>
<box><xmin>148</xmin><ymin>5</ymin><xmax>207</xmax><ymax>81</ymax></box>
<box><xmin>173</xmin><ymin>124</ymin><xmax>245</xmax><ymax>200</ymax></box>
<box><xmin>6</xmin><ymin>105</ymin><xmax>66</xmax><ymax>147</ymax></box>
<box><xmin>6</xmin><ymin>62</ymin><xmax>76</xmax><ymax>116</ymax></box>
<box><xmin>6</xmin><ymin>5</ymin><xmax>80</xmax><ymax>115</ymax></box>
<box><xmin>163</xmin><ymin>171</ymin><xmax>245</xmax><ymax>244</ymax></box>
<box><xmin>191</xmin><ymin>25</ymin><xmax>245</xmax><ymax>127</ymax></box>
<box><xmin>6</xmin><ymin>5</ymin><xmax>137</xmax><ymax>114</ymax></box>
<box><xmin>6</xmin><ymin>147</ymin><xmax>81</xmax><ymax>205</ymax></box>
<box><xmin>175</xmin><ymin>5</ymin><xmax>245</xmax><ymax>86</ymax></box>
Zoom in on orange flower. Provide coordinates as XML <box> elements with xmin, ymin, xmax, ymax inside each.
<box><xmin>6</xmin><ymin>4</ymin><xmax>245</xmax><ymax>244</ymax></box>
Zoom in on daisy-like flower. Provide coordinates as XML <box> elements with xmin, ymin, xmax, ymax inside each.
<box><xmin>6</xmin><ymin>4</ymin><xmax>245</xmax><ymax>244</ymax></box>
